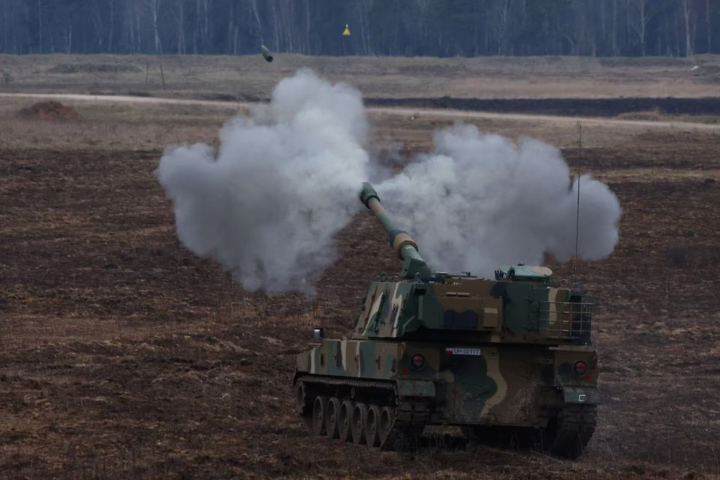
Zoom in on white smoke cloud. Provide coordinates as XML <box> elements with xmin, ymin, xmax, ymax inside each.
<box><xmin>157</xmin><ymin>71</ymin><xmax>621</xmax><ymax>295</ymax></box>
<box><xmin>155</xmin><ymin>69</ymin><xmax>370</xmax><ymax>295</ymax></box>
<box><xmin>375</xmin><ymin>124</ymin><xmax>621</xmax><ymax>277</ymax></box>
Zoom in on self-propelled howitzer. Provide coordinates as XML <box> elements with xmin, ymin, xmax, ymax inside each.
<box><xmin>293</xmin><ymin>183</ymin><xmax>598</xmax><ymax>457</ymax></box>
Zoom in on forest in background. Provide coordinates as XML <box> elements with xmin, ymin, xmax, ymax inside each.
<box><xmin>0</xmin><ymin>0</ymin><xmax>716</xmax><ymax>58</ymax></box>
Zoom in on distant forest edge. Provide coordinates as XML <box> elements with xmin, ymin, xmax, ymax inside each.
<box><xmin>0</xmin><ymin>0</ymin><xmax>717</xmax><ymax>58</ymax></box>
<box><xmin>366</xmin><ymin>97</ymin><xmax>720</xmax><ymax>117</ymax></box>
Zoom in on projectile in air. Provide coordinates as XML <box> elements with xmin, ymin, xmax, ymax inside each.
<box><xmin>261</xmin><ymin>45</ymin><xmax>274</xmax><ymax>63</ymax></box>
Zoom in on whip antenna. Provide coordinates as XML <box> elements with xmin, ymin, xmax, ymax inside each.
<box><xmin>573</xmin><ymin>123</ymin><xmax>583</xmax><ymax>287</ymax></box>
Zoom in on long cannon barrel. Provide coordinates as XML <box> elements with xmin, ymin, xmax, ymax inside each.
<box><xmin>360</xmin><ymin>183</ymin><xmax>433</xmax><ymax>279</ymax></box>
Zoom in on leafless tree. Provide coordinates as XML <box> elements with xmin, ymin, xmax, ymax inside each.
<box><xmin>145</xmin><ymin>0</ymin><xmax>162</xmax><ymax>53</ymax></box>
<box><xmin>681</xmin><ymin>0</ymin><xmax>696</xmax><ymax>56</ymax></box>
<box><xmin>0</xmin><ymin>0</ymin><xmax>718</xmax><ymax>58</ymax></box>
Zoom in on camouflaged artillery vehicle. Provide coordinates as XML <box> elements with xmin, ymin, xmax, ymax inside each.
<box><xmin>293</xmin><ymin>183</ymin><xmax>597</xmax><ymax>458</ymax></box>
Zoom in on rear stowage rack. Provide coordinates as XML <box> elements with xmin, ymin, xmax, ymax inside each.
<box><xmin>537</xmin><ymin>301</ymin><xmax>592</xmax><ymax>344</ymax></box>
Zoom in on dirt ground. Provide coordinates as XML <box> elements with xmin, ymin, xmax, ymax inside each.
<box><xmin>2</xmin><ymin>53</ymin><xmax>720</xmax><ymax>101</ymax></box>
<box><xmin>1</xmin><ymin>92</ymin><xmax>720</xmax><ymax>479</ymax></box>
<box><xmin>16</xmin><ymin>101</ymin><xmax>82</xmax><ymax>122</ymax></box>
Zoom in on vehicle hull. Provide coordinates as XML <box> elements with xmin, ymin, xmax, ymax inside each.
<box><xmin>295</xmin><ymin>339</ymin><xmax>598</xmax><ymax>428</ymax></box>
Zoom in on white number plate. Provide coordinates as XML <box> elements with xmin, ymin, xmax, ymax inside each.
<box><xmin>445</xmin><ymin>348</ymin><xmax>482</xmax><ymax>356</ymax></box>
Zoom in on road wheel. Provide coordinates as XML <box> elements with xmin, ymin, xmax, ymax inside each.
<box><xmin>351</xmin><ymin>403</ymin><xmax>368</xmax><ymax>445</ymax></box>
<box><xmin>325</xmin><ymin>397</ymin><xmax>342</xmax><ymax>439</ymax></box>
<box><xmin>379</xmin><ymin>406</ymin><xmax>395</xmax><ymax>445</ymax></box>
<box><xmin>295</xmin><ymin>382</ymin><xmax>308</xmax><ymax>414</ymax></box>
<box><xmin>338</xmin><ymin>400</ymin><xmax>354</xmax><ymax>442</ymax></box>
<box><xmin>295</xmin><ymin>382</ymin><xmax>313</xmax><ymax>429</ymax></box>
<box><xmin>312</xmin><ymin>396</ymin><xmax>328</xmax><ymax>436</ymax></box>
<box><xmin>366</xmin><ymin>405</ymin><xmax>382</xmax><ymax>447</ymax></box>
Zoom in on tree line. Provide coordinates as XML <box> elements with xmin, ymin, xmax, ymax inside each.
<box><xmin>0</xmin><ymin>0</ymin><xmax>716</xmax><ymax>58</ymax></box>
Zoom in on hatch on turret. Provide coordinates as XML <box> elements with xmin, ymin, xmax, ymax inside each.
<box><xmin>495</xmin><ymin>264</ymin><xmax>553</xmax><ymax>283</ymax></box>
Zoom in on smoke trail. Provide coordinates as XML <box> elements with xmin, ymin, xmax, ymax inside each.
<box><xmin>155</xmin><ymin>69</ymin><xmax>370</xmax><ymax>295</ymax></box>
<box><xmin>157</xmin><ymin>70</ymin><xmax>621</xmax><ymax>294</ymax></box>
<box><xmin>376</xmin><ymin>124</ymin><xmax>621</xmax><ymax>277</ymax></box>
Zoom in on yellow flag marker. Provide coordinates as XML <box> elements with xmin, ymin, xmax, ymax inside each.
<box><xmin>343</xmin><ymin>24</ymin><xmax>351</xmax><ymax>36</ymax></box>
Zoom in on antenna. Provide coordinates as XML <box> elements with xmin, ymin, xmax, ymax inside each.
<box><xmin>573</xmin><ymin>123</ymin><xmax>583</xmax><ymax>288</ymax></box>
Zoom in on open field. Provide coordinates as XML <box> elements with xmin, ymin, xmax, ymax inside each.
<box><xmin>1</xmin><ymin>60</ymin><xmax>720</xmax><ymax>478</ymax></box>
<box><xmin>1</xmin><ymin>54</ymin><xmax>720</xmax><ymax>102</ymax></box>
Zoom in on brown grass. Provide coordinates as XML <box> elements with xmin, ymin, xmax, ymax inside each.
<box><xmin>17</xmin><ymin>101</ymin><xmax>82</xmax><ymax>122</ymax></box>
<box><xmin>617</xmin><ymin>109</ymin><xmax>720</xmax><ymax>124</ymax></box>
<box><xmin>1</xmin><ymin>53</ymin><xmax>720</xmax><ymax>100</ymax></box>
<box><xmin>1</xmin><ymin>100</ymin><xmax>720</xmax><ymax>479</ymax></box>
<box><xmin>4</xmin><ymin>96</ymin><xmax>715</xmax><ymax>156</ymax></box>
<box><xmin>0</xmin><ymin>98</ymin><xmax>234</xmax><ymax>151</ymax></box>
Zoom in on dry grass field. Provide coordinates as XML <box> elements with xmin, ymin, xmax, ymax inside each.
<box><xmin>1</xmin><ymin>56</ymin><xmax>720</xmax><ymax>479</ymax></box>
<box><xmin>1</xmin><ymin>53</ymin><xmax>720</xmax><ymax>100</ymax></box>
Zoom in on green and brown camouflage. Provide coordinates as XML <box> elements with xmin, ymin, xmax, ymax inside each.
<box><xmin>294</xmin><ymin>182</ymin><xmax>598</xmax><ymax>457</ymax></box>
<box><xmin>295</xmin><ymin>338</ymin><xmax>597</xmax><ymax>426</ymax></box>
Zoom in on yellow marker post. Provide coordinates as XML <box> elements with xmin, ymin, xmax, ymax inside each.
<box><xmin>343</xmin><ymin>24</ymin><xmax>351</xmax><ymax>36</ymax></box>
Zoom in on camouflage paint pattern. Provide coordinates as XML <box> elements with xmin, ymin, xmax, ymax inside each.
<box><xmin>351</xmin><ymin>276</ymin><xmax>591</xmax><ymax>346</ymax></box>
<box><xmin>295</xmin><ymin>337</ymin><xmax>597</xmax><ymax>426</ymax></box>
<box><xmin>294</xmin><ymin>183</ymin><xmax>598</xmax><ymax>429</ymax></box>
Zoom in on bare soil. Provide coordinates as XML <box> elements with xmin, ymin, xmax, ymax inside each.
<box><xmin>17</xmin><ymin>101</ymin><xmax>81</xmax><ymax>122</ymax></box>
<box><xmin>367</xmin><ymin>97</ymin><xmax>720</xmax><ymax>117</ymax></box>
<box><xmin>1</xmin><ymin>101</ymin><xmax>720</xmax><ymax>479</ymax></box>
<box><xmin>2</xmin><ymin>53</ymin><xmax>720</xmax><ymax>101</ymax></box>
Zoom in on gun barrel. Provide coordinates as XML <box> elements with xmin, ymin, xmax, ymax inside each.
<box><xmin>360</xmin><ymin>183</ymin><xmax>432</xmax><ymax>278</ymax></box>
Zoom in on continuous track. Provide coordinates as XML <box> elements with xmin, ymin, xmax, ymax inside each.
<box><xmin>297</xmin><ymin>375</ymin><xmax>596</xmax><ymax>458</ymax></box>
<box><xmin>543</xmin><ymin>404</ymin><xmax>597</xmax><ymax>459</ymax></box>
<box><xmin>295</xmin><ymin>375</ymin><xmax>428</xmax><ymax>452</ymax></box>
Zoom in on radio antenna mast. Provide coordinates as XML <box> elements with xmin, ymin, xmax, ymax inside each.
<box><xmin>573</xmin><ymin>123</ymin><xmax>583</xmax><ymax>288</ymax></box>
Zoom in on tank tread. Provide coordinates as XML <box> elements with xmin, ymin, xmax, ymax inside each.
<box><xmin>394</xmin><ymin>401</ymin><xmax>430</xmax><ymax>429</ymax></box>
<box><xmin>296</xmin><ymin>375</ymin><xmax>394</xmax><ymax>391</ymax></box>
<box><xmin>380</xmin><ymin>400</ymin><xmax>429</xmax><ymax>452</ymax></box>
<box><xmin>296</xmin><ymin>375</ymin><xmax>429</xmax><ymax>452</ymax></box>
<box><xmin>546</xmin><ymin>403</ymin><xmax>597</xmax><ymax>459</ymax></box>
